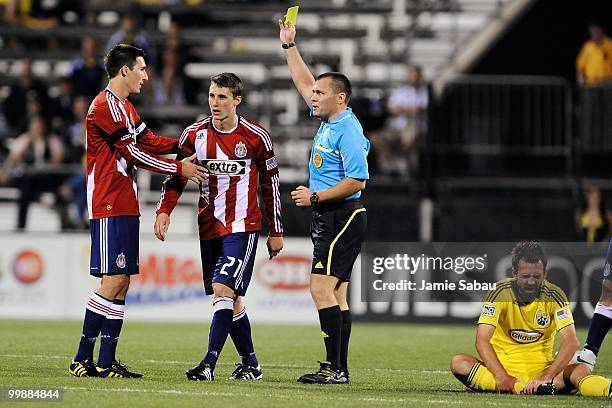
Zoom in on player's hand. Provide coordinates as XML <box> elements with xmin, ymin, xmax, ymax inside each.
<box><xmin>291</xmin><ymin>185</ymin><xmax>312</xmax><ymax>207</ymax></box>
<box><xmin>267</xmin><ymin>236</ymin><xmax>284</xmax><ymax>259</ymax></box>
<box><xmin>523</xmin><ymin>379</ymin><xmax>551</xmax><ymax>395</ymax></box>
<box><xmin>181</xmin><ymin>153</ymin><xmax>208</xmax><ymax>184</ymax></box>
<box><xmin>495</xmin><ymin>374</ymin><xmax>519</xmax><ymax>393</ymax></box>
<box><xmin>278</xmin><ymin>18</ymin><xmax>296</xmax><ymax>44</ymax></box>
<box><xmin>154</xmin><ymin>213</ymin><xmax>170</xmax><ymax>241</ymax></box>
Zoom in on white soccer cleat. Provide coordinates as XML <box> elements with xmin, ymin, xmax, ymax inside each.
<box><xmin>572</xmin><ymin>348</ymin><xmax>596</xmax><ymax>371</ymax></box>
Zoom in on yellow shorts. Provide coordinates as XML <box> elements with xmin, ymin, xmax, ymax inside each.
<box><xmin>469</xmin><ymin>353</ymin><xmax>552</xmax><ymax>392</ymax></box>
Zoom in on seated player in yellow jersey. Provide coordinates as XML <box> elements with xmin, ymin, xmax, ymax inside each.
<box><xmin>450</xmin><ymin>241</ymin><xmax>611</xmax><ymax>397</ymax></box>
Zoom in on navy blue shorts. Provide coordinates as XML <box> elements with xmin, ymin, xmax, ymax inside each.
<box><xmin>200</xmin><ymin>232</ymin><xmax>258</xmax><ymax>296</ymax></box>
<box><xmin>90</xmin><ymin>216</ymin><xmax>139</xmax><ymax>277</ymax></box>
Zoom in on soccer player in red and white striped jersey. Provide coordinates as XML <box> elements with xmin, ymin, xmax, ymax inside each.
<box><xmin>70</xmin><ymin>44</ymin><xmax>207</xmax><ymax>379</ymax></box>
<box><xmin>155</xmin><ymin>73</ymin><xmax>283</xmax><ymax>381</ymax></box>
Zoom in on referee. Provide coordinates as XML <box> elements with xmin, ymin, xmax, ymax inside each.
<box><xmin>279</xmin><ymin>19</ymin><xmax>369</xmax><ymax>384</ymax></box>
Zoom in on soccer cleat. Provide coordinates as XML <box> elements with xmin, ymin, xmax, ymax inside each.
<box><xmin>69</xmin><ymin>358</ymin><xmax>98</xmax><ymax>377</ymax></box>
<box><xmin>297</xmin><ymin>361</ymin><xmax>348</xmax><ymax>384</ymax></box>
<box><xmin>573</xmin><ymin>348</ymin><xmax>596</xmax><ymax>371</ymax></box>
<box><xmin>228</xmin><ymin>363</ymin><xmax>263</xmax><ymax>380</ymax></box>
<box><xmin>96</xmin><ymin>360</ymin><xmax>143</xmax><ymax>378</ymax></box>
<box><xmin>535</xmin><ymin>381</ymin><xmax>555</xmax><ymax>395</ymax></box>
<box><xmin>186</xmin><ymin>361</ymin><xmax>214</xmax><ymax>381</ymax></box>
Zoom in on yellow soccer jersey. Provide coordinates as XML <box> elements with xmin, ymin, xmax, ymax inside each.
<box><xmin>477</xmin><ymin>278</ymin><xmax>574</xmax><ymax>359</ymax></box>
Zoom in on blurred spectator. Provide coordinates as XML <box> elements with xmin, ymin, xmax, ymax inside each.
<box><xmin>49</xmin><ymin>77</ymin><xmax>74</xmax><ymax>134</ymax></box>
<box><xmin>105</xmin><ymin>10</ymin><xmax>156</xmax><ymax>104</ymax></box>
<box><xmin>154</xmin><ymin>47</ymin><xmax>187</xmax><ymax>106</ymax></box>
<box><xmin>105</xmin><ymin>10</ymin><xmax>156</xmax><ymax>65</ymax></box>
<box><xmin>69</xmin><ymin>36</ymin><xmax>106</xmax><ymax>101</ymax></box>
<box><xmin>4</xmin><ymin>0</ymin><xmax>60</xmax><ymax>28</ymax></box>
<box><xmin>374</xmin><ymin>66</ymin><xmax>428</xmax><ymax>179</ymax></box>
<box><xmin>59</xmin><ymin>96</ymin><xmax>88</xmax><ymax>229</ymax></box>
<box><xmin>575</xmin><ymin>185</ymin><xmax>612</xmax><ymax>242</ymax></box>
<box><xmin>162</xmin><ymin>21</ymin><xmax>200</xmax><ymax>104</ymax></box>
<box><xmin>0</xmin><ymin>115</ymin><xmax>70</xmax><ymax>231</ymax></box>
<box><xmin>577</xmin><ymin>22</ymin><xmax>612</xmax><ymax>86</ymax></box>
<box><xmin>2</xmin><ymin>58</ymin><xmax>49</xmax><ymax>135</ymax></box>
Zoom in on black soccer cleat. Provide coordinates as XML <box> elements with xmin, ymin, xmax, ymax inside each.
<box><xmin>228</xmin><ymin>363</ymin><xmax>263</xmax><ymax>380</ymax></box>
<box><xmin>297</xmin><ymin>361</ymin><xmax>348</xmax><ymax>384</ymax></box>
<box><xmin>96</xmin><ymin>360</ymin><xmax>143</xmax><ymax>378</ymax></box>
<box><xmin>69</xmin><ymin>358</ymin><xmax>98</xmax><ymax>377</ymax></box>
<box><xmin>535</xmin><ymin>381</ymin><xmax>555</xmax><ymax>395</ymax></box>
<box><xmin>186</xmin><ymin>361</ymin><xmax>214</xmax><ymax>381</ymax></box>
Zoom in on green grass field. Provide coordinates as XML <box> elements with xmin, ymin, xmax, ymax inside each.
<box><xmin>0</xmin><ymin>320</ymin><xmax>610</xmax><ymax>407</ymax></box>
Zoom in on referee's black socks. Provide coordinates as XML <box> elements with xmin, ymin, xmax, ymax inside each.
<box><xmin>340</xmin><ymin>309</ymin><xmax>352</xmax><ymax>376</ymax></box>
<box><xmin>318</xmin><ymin>305</ymin><xmax>342</xmax><ymax>370</ymax></box>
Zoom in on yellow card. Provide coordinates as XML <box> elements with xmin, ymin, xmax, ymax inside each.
<box><xmin>285</xmin><ymin>6</ymin><xmax>299</xmax><ymax>26</ymax></box>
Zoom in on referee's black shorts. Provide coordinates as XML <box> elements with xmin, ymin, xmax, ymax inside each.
<box><xmin>310</xmin><ymin>199</ymin><xmax>367</xmax><ymax>283</ymax></box>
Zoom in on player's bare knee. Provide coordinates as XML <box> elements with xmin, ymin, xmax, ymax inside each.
<box><xmin>450</xmin><ymin>354</ymin><xmax>475</xmax><ymax>376</ymax></box>
<box><xmin>310</xmin><ymin>284</ymin><xmax>333</xmax><ymax>304</ymax></box>
<box><xmin>569</xmin><ymin>363</ymin><xmax>591</xmax><ymax>387</ymax></box>
<box><xmin>233</xmin><ymin>297</ymin><xmax>244</xmax><ymax>314</ymax></box>
<box><xmin>212</xmin><ymin>283</ymin><xmax>235</xmax><ymax>298</ymax></box>
<box><xmin>99</xmin><ymin>274</ymin><xmax>128</xmax><ymax>298</ymax></box>
<box><xmin>599</xmin><ymin>281</ymin><xmax>612</xmax><ymax>305</ymax></box>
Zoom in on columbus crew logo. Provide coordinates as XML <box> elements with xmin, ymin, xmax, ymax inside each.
<box><xmin>235</xmin><ymin>141</ymin><xmax>247</xmax><ymax>158</ymax></box>
<box><xmin>116</xmin><ymin>253</ymin><xmax>126</xmax><ymax>269</ymax></box>
<box><xmin>535</xmin><ymin>310</ymin><xmax>549</xmax><ymax>327</ymax></box>
<box><xmin>313</xmin><ymin>153</ymin><xmax>323</xmax><ymax>168</ymax></box>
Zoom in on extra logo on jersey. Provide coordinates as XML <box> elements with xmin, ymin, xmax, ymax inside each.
<box><xmin>202</xmin><ymin>159</ymin><xmax>247</xmax><ymax>176</ymax></box>
<box><xmin>509</xmin><ymin>329</ymin><xmax>543</xmax><ymax>344</ymax></box>
<box><xmin>313</xmin><ymin>153</ymin><xmax>323</xmax><ymax>168</ymax></box>
<box><xmin>234</xmin><ymin>141</ymin><xmax>247</xmax><ymax>158</ymax></box>
<box><xmin>535</xmin><ymin>310</ymin><xmax>549</xmax><ymax>327</ymax></box>
<box><xmin>116</xmin><ymin>253</ymin><xmax>126</xmax><ymax>269</ymax></box>
<box><xmin>604</xmin><ymin>262</ymin><xmax>610</xmax><ymax>278</ymax></box>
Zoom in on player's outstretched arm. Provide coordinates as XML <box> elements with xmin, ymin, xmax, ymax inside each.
<box><xmin>475</xmin><ymin>323</ymin><xmax>519</xmax><ymax>393</ymax></box>
<box><xmin>278</xmin><ymin>19</ymin><xmax>315</xmax><ymax>106</ymax></box>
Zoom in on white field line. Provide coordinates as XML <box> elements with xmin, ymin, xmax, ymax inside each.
<box><xmin>60</xmin><ymin>387</ymin><xmax>561</xmax><ymax>406</ymax></box>
<box><xmin>63</xmin><ymin>386</ymin><xmax>462</xmax><ymax>405</ymax></box>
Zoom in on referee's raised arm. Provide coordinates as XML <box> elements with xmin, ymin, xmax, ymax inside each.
<box><xmin>278</xmin><ymin>19</ymin><xmax>315</xmax><ymax>106</ymax></box>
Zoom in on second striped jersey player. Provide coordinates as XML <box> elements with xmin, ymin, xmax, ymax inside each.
<box><xmin>156</xmin><ymin>115</ymin><xmax>283</xmax><ymax>241</ymax></box>
<box><xmin>155</xmin><ymin>73</ymin><xmax>283</xmax><ymax>381</ymax></box>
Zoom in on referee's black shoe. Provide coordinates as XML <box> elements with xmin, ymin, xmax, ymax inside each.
<box><xmin>297</xmin><ymin>361</ymin><xmax>348</xmax><ymax>384</ymax></box>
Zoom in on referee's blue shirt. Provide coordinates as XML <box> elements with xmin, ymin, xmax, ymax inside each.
<box><xmin>309</xmin><ymin>107</ymin><xmax>370</xmax><ymax>200</ymax></box>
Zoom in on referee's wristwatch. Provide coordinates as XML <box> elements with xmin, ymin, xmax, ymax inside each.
<box><xmin>310</xmin><ymin>191</ymin><xmax>319</xmax><ymax>206</ymax></box>
<box><xmin>282</xmin><ymin>42</ymin><xmax>295</xmax><ymax>49</ymax></box>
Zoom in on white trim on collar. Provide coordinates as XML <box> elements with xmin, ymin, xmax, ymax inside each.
<box><xmin>211</xmin><ymin>115</ymin><xmax>240</xmax><ymax>134</ymax></box>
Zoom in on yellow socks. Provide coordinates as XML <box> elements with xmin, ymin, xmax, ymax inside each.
<box><xmin>578</xmin><ymin>375</ymin><xmax>612</xmax><ymax>397</ymax></box>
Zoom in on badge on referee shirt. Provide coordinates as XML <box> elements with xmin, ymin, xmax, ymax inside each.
<box><xmin>313</xmin><ymin>153</ymin><xmax>323</xmax><ymax>168</ymax></box>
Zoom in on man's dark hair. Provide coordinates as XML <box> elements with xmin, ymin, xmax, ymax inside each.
<box><xmin>511</xmin><ymin>241</ymin><xmax>547</xmax><ymax>273</ymax></box>
<box><xmin>210</xmin><ymin>72</ymin><xmax>244</xmax><ymax>98</ymax></box>
<box><xmin>317</xmin><ymin>72</ymin><xmax>352</xmax><ymax>103</ymax></box>
<box><xmin>104</xmin><ymin>44</ymin><xmax>146</xmax><ymax>79</ymax></box>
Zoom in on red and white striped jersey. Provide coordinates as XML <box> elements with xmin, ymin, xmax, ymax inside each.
<box><xmin>156</xmin><ymin>115</ymin><xmax>283</xmax><ymax>240</ymax></box>
<box><xmin>86</xmin><ymin>87</ymin><xmax>183</xmax><ymax>219</ymax></box>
